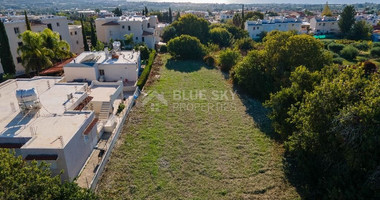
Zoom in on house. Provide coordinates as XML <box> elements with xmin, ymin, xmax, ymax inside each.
<box><xmin>64</xmin><ymin>46</ymin><xmax>141</xmax><ymax>92</ymax></box>
<box><xmin>0</xmin><ymin>76</ymin><xmax>125</xmax><ymax>181</ymax></box>
<box><xmin>220</xmin><ymin>11</ymin><xmax>234</xmax><ymax>21</ymax></box>
<box><xmin>95</xmin><ymin>15</ymin><xmax>159</xmax><ymax>49</ymax></box>
<box><xmin>355</xmin><ymin>14</ymin><xmax>379</xmax><ymax>26</ymax></box>
<box><xmin>373</xmin><ymin>30</ymin><xmax>380</xmax><ymax>42</ymax></box>
<box><xmin>68</xmin><ymin>25</ymin><xmax>84</xmax><ymax>55</ymax></box>
<box><xmin>1</xmin><ymin>15</ymin><xmax>81</xmax><ymax>75</ymax></box>
<box><xmin>310</xmin><ymin>16</ymin><xmax>340</xmax><ymax>35</ymax></box>
<box><xmin>245</xmin><ymin>17</ymin><xmax>302</xmax><ymax>40</ymax></box>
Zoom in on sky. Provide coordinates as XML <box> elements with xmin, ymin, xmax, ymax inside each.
<box><xmin>134</xmin><ymin>0</ymin><xmax>380</xmax><ymax>4</ymax></box>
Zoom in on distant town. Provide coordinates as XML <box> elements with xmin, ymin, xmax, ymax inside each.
<box><xmin>0</xmin><ymin>1</ymin><xmax>379</xmax><ymax>199</ymax></box>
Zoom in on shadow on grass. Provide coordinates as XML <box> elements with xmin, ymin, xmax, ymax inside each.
<box><xmin>165</xmin><ymin>58</ymin><xmax>214</xmax><ymax>72</ymax></box>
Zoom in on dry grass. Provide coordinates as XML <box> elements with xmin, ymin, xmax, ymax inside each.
<box><xmin>96</xmin><ymin>54</ymin><xmax>299</xmax><ymax>199</ymax></box>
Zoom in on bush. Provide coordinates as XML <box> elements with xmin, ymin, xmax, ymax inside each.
<box><xmin>117</xmin><ymin>103</ymin><xmax>125</xmax><ymax>114</ymax></box>
<box><xmin>203</xmin><ymin>55</ymin><xmax>216</xmax><ymax>67</ymax></box>
<box><xmin>167</xmin><ymin>35</ymin><xmax>206</xmax><ymax>60</ymax></box>
<box><xmin>209</xmin><ymin>27</ymin><xmax>232</xmax><ymax>47</ymax></box>
<box><xmin>159</xmin><ymin>45</ymin><xmax>167</xmax><ymax>53</ymax></box>
<box><xmin>137</xmin><ymin>45</ymin><xmax>150</xmax><ymax>60</ymax></box>
<box><xmin>218</xmin><ymin>48</ymin><xmax>241</xmax><ymax>72</ymax></box>
<box><xmin>207</xmin><ymin>43</ymin><xmax>219</xmax><ymax>52</ymax></box>
<box><xmin>234</xmin><ymin>38</ymin><xmax>255</xmax><ymax>52</ymax></box>
<box><xmin>353</xmin><ymin>42</ymin><xmax>370</xmax><ymax>51</ymax></box>
<box><xmin>328</xmin><ymin>43</ymin><xmax>345</xmax><ymax>53</ymax></box>
<box><xmin>340</xmin><ymin>45</ymin><xmax>359</xmax><ymax>60</ymax></box>
<box><xmin>373</xmin><ymin>42</ymin><xmax>380</xmax><ymax>48</ymax></box>
<box><xmin>333</xmin><ymin>57</ymin><xmax>345</xmax><ymax>64</ymax></box>
<box><xmin>357</xmin><ymin>56</ymin><xmax>367</xmax><ymax>62</ymax></box>
<box><xmin>370</xmin><ymin>47</ymin><xmax>380</xmax><ymax>58</ymax></box>
<box><xmin>332</xmin><ymin>52</ymin><xmax>340</xmax><ymax>58</ymax></box>
<box><xmin>137</xmin><ymin>50</ymin><xmax>156</xmax><ymax>89</ymax></box>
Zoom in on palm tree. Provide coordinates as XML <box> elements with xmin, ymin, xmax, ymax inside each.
<box><xmin>18</xmin><ymin>31</ymin><xmax>53</xmax><ymax>75</ymax></box>
<box><xmin>40</xmin><ymin>28</ymin><xmax>72</xmax><ymax>62</ymax></box>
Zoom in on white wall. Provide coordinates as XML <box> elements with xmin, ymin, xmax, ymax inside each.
<box><xmin>69</xmin><ymin>26</ymin><xmax>84</xmax><ymax>55</ymax></box>
<box><xmin>310</xmin><ymin>18</ymin><xmax>339</xmax><ymax>34</ymax></box>
<box><xmin>99</xmin><ymin>64</ymin><xmax>138</xmax><ymax>82</ymax></box>
<box><xmin>64</xmin><ymin>66</ymin><xmax>98</xmax><ymax>82</ymax></box>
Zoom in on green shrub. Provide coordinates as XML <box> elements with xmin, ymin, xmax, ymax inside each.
<box><xmin>370</xmin><ymin>47</ymin><xmax>380</xmax><ymax>58</ymax></box>
<box><xmin>340</xmin><ymin>45</ymin><xmax>359</xmax><ymax>60</ymax></box>
<box><xmin>234</xmin><ymin>37</ymin><xmax>255</xmax><ymax>52</ymax></box>
<box><xmin>209</xmin><ymin>27</ymin><xmax>232</xmax><ymax>47</ymax></box>
<box><xmin>137</xmin><ymin>45</ymin><xmax>150</xmax><ymax>60</ymax></box>
<box><xmin>160</xmin><ymin>45</ymin><xmax>167</xmax><ymax>53</ymax></box>
<box><xmin>137</xmin><ymin>50</ymin><xmax>156</xmax><ymax>89</ymax></box>
<box><xmin>328</xmin><ymin>43</ymin><xmax>345</xmax><ymax>53</ymax></box>
<box><xmin>207</xmin><ymin>43</ymin><xmax>219</xmax><ymax>52</ymax></box>
<box><xmin>332</xmin><ymin>52</ymin><xmax>340</xmax><ymax>58</ymax></box>
<box><xmin>203</xmin><ymin>55</ymin><xmax>216</xmax><ymax>67</ymax></box>
<box><xmin>167</xmin><ymin>35</ymin><xmax>206</xmax><ymax>60</ymax></box>
<box><xmin>219</xmin><ymin>48</ymin><xmax>241</xmax><ymax>72</ymax></box>
<box><xmin>357</xmin><ymin>56</ymin><xmax>367</xmax><ymax>62</ymax></box>
<box><xmin>332</xmin><ymin>57</ymin><xmax>345</xmax><ymax>64</ymax></box>
<box><xmin>353</xmin><ymin>42</ymin><xmax>370</xmax><ymax>51</ymax></box>
<box><xmin>117</xmin><ymin>103</ymin><xmax>125</xmax><ymax>114</ymax></box>
<box><xmin>373</xmin><ymin>42</ymin><xmax>380</xmax><ymax>48</ymax></box>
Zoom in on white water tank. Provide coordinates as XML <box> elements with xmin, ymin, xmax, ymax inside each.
<box><xmin>112</xmin><ymin>41</ymin><xmax>121</xmax><ymax>51</ymax></box>
<box><xmin>15</xmin><ymin>88</ymin><xmax>41</xmax><ymax>111</ymax></box>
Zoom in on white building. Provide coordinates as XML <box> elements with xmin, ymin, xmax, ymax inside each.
<box><xmin>310</xmin><ymin>16</ymin><xmax>340</xmax><ymax>35</ymax></box>
<box><xmin>95</xmin><ymin>15</ymin><xmax>159</xmax><ymax>49</ymax></box>
<box><xmin>64</xmin><ymin>48</ymin><xmax>141</xmax><ymax>92</ymax></box>
<box><xmin>220</xmin><ymin>11</ymin><xmax>234</xmax><ymax>21</ymax></box>
<box><xmin>1</xmin><ymin>15</ymin><xmax>81</xmax><ymax>75</ymax></box>
<box><xmin>355</xmin><ymin>14</ymin><xmax>379</xmax><ymax>26</ymax></box>
<box><xmin>245</xmin><ymin>17</ymin><xmax>303</xmax><ymax>40</ymax></box>
<box><xmin>68</xmin><ymin>25</ymin><xmax>84</xmax><ymax>55</ymax></box>
<box><xmin>0</xmin><ymin>76</ymin><xmax>125</xmax><ymax>181</ymax></box>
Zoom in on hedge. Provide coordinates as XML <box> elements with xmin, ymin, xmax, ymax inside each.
<box><xmin>137</xmin><ymin>50</ymin><xmax>156</xmax><ymax>89</ymax></box>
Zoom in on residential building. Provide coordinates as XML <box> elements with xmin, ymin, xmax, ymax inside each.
<box><xmin>245</xmin><ymin>17</ymin><xmax>302</xmax><ymax>40</ymax></box>
<box><xmin>373</xmin><ymin>30</ymin><xmax>380</xmax><ymax>42</ymax></box>
<box><xmin>95</xmin><ymin>15</ymin><xmax>159</xmax><ymax>49</ymax></box>
<box><xmin>68</xmin><ymin>25</ymin><xmax>84</xmax><ymax>55</ymax></box>
<box><xmin>310</xmin><ymin>16</ymin><xmax>340</xmax><ymax>35</ymax></box>
<box><xmin>220</xmin><ymin>11</ymin><xmax>234</xmax><ymax>21</ymax></box>
<box><xmin>0</xmin><ymin>76</ymin><xmax>125</xmax><ymax>181</ymax></box>
<box><xmin>355</xmin><ymin>14</ymin><xmax>379</xmax><ymax>26</ymax></box>
<box><xmin>1</xmin><ymin>15</ymin><xmax>81</xmax><ymax>75</ymax></box>
<box><xmin>64</xmin><ymin>47</ymin><xmax>141</xmax><ymax>92</ymax></box>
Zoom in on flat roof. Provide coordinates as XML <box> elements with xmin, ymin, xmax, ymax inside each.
<box><xmin>90</xmin><ymin>85</ymin><xmax>119</xmax><ymax>102</ymax></box>
<box><xmin>69</xmin><ymin>51</ymin><xmax>140</xmax><ymax>67</ymax></box>
<box><xmin>0</xmin><ymin>77</ymin><xmax>93</xmax><ymax>149</ymax></box>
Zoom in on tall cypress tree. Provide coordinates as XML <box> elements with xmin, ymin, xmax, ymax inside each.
<box><xmin>0</xmin><ymin>20</ymin><xmax>16</xmax><ymax>74</ymax></box>
<box><xmin>80</xmin><ymin>15</ymin><xmax>89</xmax><ymax>51</ymax></box>
<box><xmin>145</xmin><ymin>7</ymin><xmax>149</xmax><ymax>15</ymax></box>
<box><xmin>241</xmin><ymin>4</ymin><xmax>245</xmax><ymax>29</ymax></box>
<box><xmin>24</xmin><ymin>10</ymin><xmax>31</xmax><ymax>31</ymax></box>
<box><xmin>339</xmin><ymin>5</ymin><xmax>356</xmax><ymax>38</ymax></box>
<box><xmin>90</xmin><ymin>19</ymin><xmax>97</xmax><ymax>48</ymax></box>
<box><xmin>169</xmin><ymin>7</ymin><xmax>172</xmax><ymax>23</ymax></box>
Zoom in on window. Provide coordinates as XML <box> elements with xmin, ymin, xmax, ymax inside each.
<box><xmin>70</xmin><ymin>32</ymin><xmax>73</xmax><ymax>35</ymax></box>
<box><xmin>75</xmin><ymin>31</ymin><xmax>77</xmax><ymax>35</ymax></box>
<box><xmin>332</xmin><ymin>23</ymin><xmax>334</xmax><ymax>25</ymax></box>
<box><xmin>319</xmin><ymin>23</ymin><xmax>321</xmax><ymax>26</ymax></box>
<box><xmin>292</xmin><ymin>24</ymin><xmax>294</xmax><ymax>26</ymax></box>
<box><xmin>47</xmin><ymin>23</ymin><xmax>53</xmax><ymax>30</ymax></box>
<box><xmin>323</xmin><ymin>23</ymin><xmax>325</xmax><ymax>26</ymax></box>
<box><xmin>148</xmin><ymin>23</ymin><xmax>150</xmax><ymax>28</ymax></box>
<box><xmin>59</xmin><ymin>35</ymin><xmax>62</xmax><ymax>40</ymax></box>
<box><xmin>56</xmin><ymin>22</ymin><xmax>60</xmax><ymax>27</ymax></box>
<box><xmin>99</xmin><ymin>69</ymin><xmax>105</xmax><ymax>75</ymax></box>
<box><xmin>257</xmin><ymin>27</ymin><xmax>259</xmax><ymax>30</ymax></box>
<box><xmin>135</xmin><ymin>37</ymin><xmax>138</xmax><ymax>40</ymax></box>
<box><xmin>14</xmin><ymin>27</ymin><xmax>20</xmax><ymax>34</ymax></box>
<box><xmin>76</xmin><ymin>40</ymin><xmax>79</xmax><ymax>44</ymax></box>
<box><xmin>253</xmin><ymin>27</ymin><xmax>255</xmax><ymax>30</ymax></box>
<box><xmin>122</xmin><ymin>25</ymin><xmax>125</xmax><ymax>29</ymax></box>
<box><xmin>17</xmin><ymin>57</ymin><xmax>22</xmax><ymax>63</ymax></box>
<box><xmin>128</xmin><ymin>26</ymin><xmax>131</xmax><ymax>31</ymax></box>
<box><xmin>142</xmin><ymin>37</ymin><xmax>144</xmax><ymax>42</ymax></box>
<box><xmin>18</xmin><ymin>42</ymin><xmax>23</xmax><ymax>47</ymax></box>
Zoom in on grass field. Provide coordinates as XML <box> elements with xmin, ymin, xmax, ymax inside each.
<box><xmin>96</xmin><ymin>54</ymin><xmax>299</xmax><ymax>199</ymax></box>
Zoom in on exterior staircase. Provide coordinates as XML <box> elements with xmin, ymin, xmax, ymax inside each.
<box><xmin>98</xmin><ymin>102</ymin><xmax>111</xmax><ymax>121</ymax></box>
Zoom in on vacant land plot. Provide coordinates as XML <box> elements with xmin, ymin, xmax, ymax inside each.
<box><xmin>96</xmin><ymin>54</ymin><xmax>299</xmax><ymax>199</ymax></box>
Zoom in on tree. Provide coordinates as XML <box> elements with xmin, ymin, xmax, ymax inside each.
<box><xmin>167</xmin><ymin>35</ymin><xmax>206</xmax><ymax>60</ymax></box>
<box><xmin>340</xmin><ymin>45</ymin><xmax>359</xmax><ymax>60</ymax></box>
<box><xmin>209</xmin><ymin>27</ymin><xmax>232</xmax><ymax>48</ymax></box>
<box><xmin>24</xmin><ymin>10</ymin><xmax>31</xmax><ymax>31</ymax></box>
<box><xmin>18</xmin><ymin>30</ymin><xmax>53</xmax><ymax>74</ymax></box>
<box><xmin>175</xmin><ymin>11</ymin><xmax>180</xmax><ymax>21</ymax></box>
<box><xmin>124</xmin><ymin>33</ymin><xmax>134</xmax><ymax>47</ymax></box>
<box><xmin>218</xmin><ymin>48</ymin><xmax>240</xmax><ymax>72</ymax></box>
<box><xmin>90</xmin><ymin>19</ymin><xmax>97</xmax><ymax>48</ymax></box>
<box><xmin>349</xmin><ymin>21</ymin><xmax>373</xmax><ymax>40</ymax></box>
<box><xmin>0</xmin><ymin>20</ymin><xmax>16</xmax><ymax>74</ymax></box>
<box><xmin>322</xmin><ymin>2</ymin><xmax>333</xmax><ymax>16</ymax></box>
<box><xmin>339</xmin><ymin>5</ymin><xmax>356</xmax><ymax>38</ymax></box>
<box><xmin>168</xmin><ymin>7</ymin><xmax>173</xmax><ymax>23</ymax></box>
<box><xmin>168</xmin><ymin>14</ymin><xmax>209</xmax><ymax>43</ymax></box>
<box><xmin>112</xmin><ymin>7</ymin><xmax>122</xmax><ymax>17</ymax></box>
<box><xmin>80</xmin><ymin>16</ymin><xmax>89</xmax><ymax>51</ymax></box>
<box><xmin>244</xmin><ymin>11</ymin><xmax>264</xmax><ymax>21</ymax></box>
<box><xmin>40</xmin><ymin>28</ymin><xmax>72</xmax><ymax>61</ymax></box>
<box><xmin>0</xmin><ymin>149</ymin><xmax>98</xmax><ymax>199</ymax></box>
<box><xmin>234</xmin><ymin>37</ymin><xmax>255</xmax><ymax>53</ymax></box>
<box><xmin>92</xmin><ymin>40</ymin><xmax>105</xmax><ymax>51</ymax></box>
<box><xmin>241</xmin><ymin>4</ymin><xmax>244</xmax><ymax>29</ymax></box>
<box><xmin>232</xmin><ymin>13</ymin><xmax>242</xmax><ymax>28</ymax></box>
<box><xmin>144</xmin><ymin>6</ymin><xmax>149</xmax><ymax>16</ymax></box>
<box><xmin>370</xmin><ymin>47</ymin><xmax>380</xmax><ymax>58</ymax></box>
<box><xmin>162</xmin><ymin>26</ymin><xmax>177</xmax><ymax>43</ymax></box>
